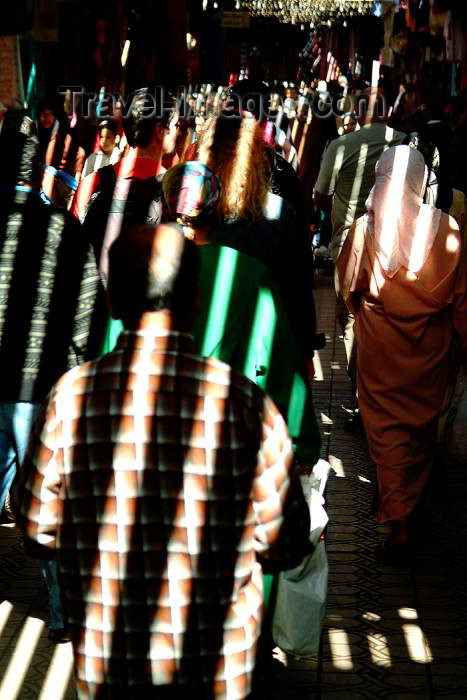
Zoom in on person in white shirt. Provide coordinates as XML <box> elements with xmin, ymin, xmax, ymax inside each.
<box><xmin>314</xmin><ymin>88</ymin><xmax>406</xmax><ymax>425</ymax></box>
<box><xmin>82</xmin><ymin>118</ymin><xmax>121</xmax><ymax>178</ymax></box>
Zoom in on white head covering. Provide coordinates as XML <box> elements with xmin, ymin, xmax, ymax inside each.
<box><xmin>364</xmin><ymin>144</ymin><xmax>441</xmax><ymax>278</ymax></box>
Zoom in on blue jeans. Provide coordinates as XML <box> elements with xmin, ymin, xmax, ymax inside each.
<box><xmin>39</xmin><ymin>560</ymin><xmax>64</xmax><ymax>630</ymax></box>
<box><xmin>0</xmin><ymin>401</ymin><xmax>40</xmax><ymax>511</ymax></box>
<box><xmin>0</xmin><ymin>401</ymin><xmax>64</xmax><ymax>630</ymax></box>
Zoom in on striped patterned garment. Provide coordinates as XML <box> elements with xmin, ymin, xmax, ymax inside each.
<box><xmin>0</xmin><ymin>190</ymin><xmax>100</xmax><ymax>403</ymax></box>
<box><xmin>14</xmin><ymin>330</ymin><xmax>310</xmax><ymax>699</ymax></box>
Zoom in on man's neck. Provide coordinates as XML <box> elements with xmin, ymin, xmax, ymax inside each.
<box><xmin>118</xmin><ymin>145</ymin><xmax>163</xmax><ymax>178</ymax></box>
<box><xmin>132</xmin><ymin>142</ymin><xmax>163</xmax><ymax>164</ymax></box>
<box><xmin>359</xmin><ymin>117</ymin><xmax>387</xmax><ymax>128</ymax></box>
<box><xmin>123</xmin><ymin>310</ymin><xmax>191</xmax><ymax>334</ymax></box>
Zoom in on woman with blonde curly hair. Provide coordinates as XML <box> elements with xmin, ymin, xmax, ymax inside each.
<box><xmin>196</xmin><ymin>112</ymin><xmax>271</xmax><ymax>222</ymax></box>
<box><xmin>192</xmin><ymin>112</ymin><xmax>316</xmax><ymax>360</ymax></box>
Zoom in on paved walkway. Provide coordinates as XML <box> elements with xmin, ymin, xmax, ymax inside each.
<box><xmin>1</xmin><ymin>272</ymin><xmax>467</xmax><ymax>699</ymax></box>
<box><xmin>271</xmin><ymin>271</ymin><xmax>467</xmax><ymax>699</ymax></box>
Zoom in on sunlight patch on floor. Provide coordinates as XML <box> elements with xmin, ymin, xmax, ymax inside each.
<box><xmin>38</xmin><ymin>641</ymin><xmax>74</xmax><ymax>700</ymax></box>
<box><xmin>328</xmin><ymin>628</ymin><xmax>354</xmax><ymax>670</ymax></box>
<box><xmin>0</xmin><ymin>600</ymin><xmax>13</xmax><ymax>637</ymax></box>
<box><xmin>368</xmin><ymin>632</ymin><xmax>392</xmax><ymax>668</ymax></box>
<box><xmin>328</xmin><ymin>455</ymin><xmax>346</xmax><ymax>478</ymax></box>
<box><xmin>398</xmin><ymin>607</ymin><xmax>418</xmax><ymax>620</ymax></box>
<box><xmin>402</xmin><ymin>624</ymin><xmax>433</xmax><ymax>664</ymax></box>
<box><xmin>0</xmin><ymin>616</ymin><xmax>45</xmax><ymax>700</ymax></box>
<box><xmin>313</xmin><ymin>350</ymin><xmax>324</xmax><ymax>381</ymax></box>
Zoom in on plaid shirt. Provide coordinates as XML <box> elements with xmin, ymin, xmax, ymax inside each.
<box><xmin>14</xmin><ymin>330</ymin><xmax>310</xmax><ymax>699</ymax></box>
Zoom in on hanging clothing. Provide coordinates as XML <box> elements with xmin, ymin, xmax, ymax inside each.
<box><xmin>444</xmin><ymin>8</ymin><xmax>467</xmax><ymax>63</ymax></box>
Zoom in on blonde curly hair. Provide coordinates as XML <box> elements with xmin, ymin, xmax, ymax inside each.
<box><xmin>194</xmin><ymin>114</ymin><xmax>271</xmax><ymax>223</ymax></box>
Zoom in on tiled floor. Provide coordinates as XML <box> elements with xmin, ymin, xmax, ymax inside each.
<box><xmin>1</xmin><ymin>272</ymin><xmax>466</xmax><ymax>699</ymax></box>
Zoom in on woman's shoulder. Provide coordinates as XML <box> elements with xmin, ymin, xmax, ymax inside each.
<box><xmin>437</xmin><ymin>210</ymin><xmax>461</xmax><ymax>246</ymax></box>
<box><xmin>424</xmin><ymin>211</ymin><xmax>463</xmax><ymax>278</ymax></box>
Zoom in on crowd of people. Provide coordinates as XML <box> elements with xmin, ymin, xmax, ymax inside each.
<box><xmin>0</xmin><ymin>70</ymin><xmax>466</xmax><ymax>697</ymax></box>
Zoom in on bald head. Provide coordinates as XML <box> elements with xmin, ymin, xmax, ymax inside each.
<box><xmin>108</xmin><ymin>224</ymin><xmax>200</xmax><ymax>326</ymax></box>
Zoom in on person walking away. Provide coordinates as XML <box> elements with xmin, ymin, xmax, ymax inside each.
<box><xmin>162</xmin><ymin>160</ymin><xmax>322</xmax><ymax>470</ymax></box>
<box><xmin>13</xmin><ymin>224</ymin><xmax>312</xmax><ymax>698</ymax></box>
<box><xmin>336</xmin><ymin>145</ymin><xmax>467</xmax><ymax>560</ymax></box>
<box><xmin>0</xmin><ymin>110</ymin><xmax>100</xmax><ymax>638</ymax></box>
<box><xmin>36</xmin><ymin>98</ymin><xmax>85</xmax><ymax>209</ymax></box>
<box><xmin>314</xmin><ymin>88</ymin><xmax>406</xmax><ymax>426</ymax></box>
<box><xmin>81</xmin><ymin>118</ymin><xmax>121</xmax><ymax>178</ymax></box>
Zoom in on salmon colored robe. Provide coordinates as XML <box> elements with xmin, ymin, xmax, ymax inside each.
<box><xmin>337</xmin><ymin>214</ymin><xmax>467</xmax><ymax>523</ymax></box>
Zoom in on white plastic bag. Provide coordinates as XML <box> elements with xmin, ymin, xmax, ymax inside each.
<box><xmin>445</xmin><ymin>382</ymin><xmax>467</xmax><ymax>464</ymax></box>
<box><xmin>272</xmin><ymin>459</ymin><xmax>330</xmax><ymax>657</ymax></box>
<box><xmin>272</xmin><ymin>540</ymin><xmax>328</xmax><ymax>657</ymax></box>
<box><xmin>301</xmin><ymin>458</ymin><xmax>329</xmax><ymax>546</ymax></box>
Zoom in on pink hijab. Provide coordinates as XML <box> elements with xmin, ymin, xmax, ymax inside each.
<box><xmin>365</xmin><ymin>145</ymin><xmax>441</xmax><ymax>278</ymax></box>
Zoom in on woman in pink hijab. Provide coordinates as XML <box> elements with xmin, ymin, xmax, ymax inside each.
<box><xmin>337</xmin><ymin>144</ymin><xmax>467</xmax><ymax>560</ymax></box>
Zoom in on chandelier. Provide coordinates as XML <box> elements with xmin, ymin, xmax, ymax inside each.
<box><xmin>240</xmin><ymin>0</ymin><xmax>376</xmax><ymax>25</ymax></box>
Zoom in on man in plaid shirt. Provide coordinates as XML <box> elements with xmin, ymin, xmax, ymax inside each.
<box><xmin>14</xmin><ymin>224</ymin><xmax>312</xmax><ymax>699</ymax></box>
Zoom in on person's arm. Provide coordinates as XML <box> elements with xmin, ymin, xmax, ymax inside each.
<box><xmin>266</xmin><ymin>195</ymin><xmax>317</xmax><ymax>360</ymax></box>
<box><xmin>253</xmin><ymin>396</ymin><xmax>312</xmax><ymax>573</ymax></box>
<box><xmin>336</xmin><ymin>217</ymin><xmax>368</xmax><ymax>316</ymax></box>
<box><xmin>451</xmin><ymin>253</ymin><xmax>467</xmax><ymax>371</ymax></box>
<box><xmin>74</xmin><ymin>146</ymin><xmax>86</xmax><ymax>181</ymax></box>
<box><xmin>264</xmin><ymin>285</ymin><xmax>322</xmax><ymax>467</ymax></box>
<box><xmin>82</xmin><ymin>153</ymin><xmax>95</xmax><ymax>179</ymax></box>
<box><xmin>313</xmin><ymin>190</ymin><xmax>333</xmax><ymax>213</ymax></box>
<box><xmin>243</xmin><ymin>269</ymin><xmax>321</xmax><ymax>468</ymax></box>
<box><xmin>313</xmin><ymin>140</ymin><xmax>339</xmax><ymax>212</ymax></box>
<box><xmin>70</xmin><ymin>240</ymin><xmax>102</xmax><ymax>367</ymax></box>
<box><xmin>11</xmin><ymin>395</ymin><xmax>62</xmax><ymax>560</ymax></box>
<box><xmin>70</xmin><ymin>170</ymin><xmax>101</xmax><ymax>222</ymax></box>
